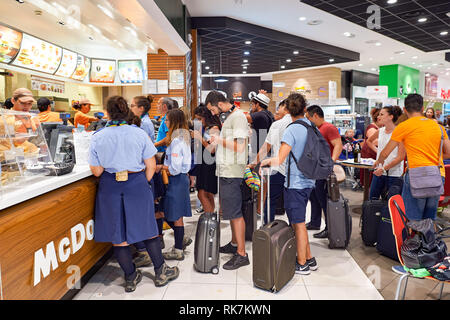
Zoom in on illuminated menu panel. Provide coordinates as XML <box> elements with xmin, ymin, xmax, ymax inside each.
<box><xmin>0</xmin><ymin>25</ymin><xmax>23</xmax><ymax>64</ymax></box>
<box><xmin>12</xmin><ymin>33</ymin><xmax>62</xmax><ymax>74</ymax></box>
<box><xmin>55</xmin><ymin>49</ymin><xmax>78</xmax><ymax>78</ymax></box>
<box><xmin>90</xmin><ymin>59</ymin><xmax>116</xmax><ymax>83</ymax></box>
<box><xmin>71</xmin><ymin>54</ymin><xmax>90</xmax><ymax>81</ymax></box>
<box><xmin>118</xmin><ymin>60</ymin><xmax>144</xmax><ymax>84</ymax></box>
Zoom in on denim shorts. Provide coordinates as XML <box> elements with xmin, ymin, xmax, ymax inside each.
<box><xmin>219</xmin><ymin>178</ymin><xmax>243</xmax><ymax>220</ymax></box>
<box><xmin>283</xmin><ymin>188</ymin><xmax>313</xmax><ymax>224</ymax></box>
<box><xmin>402</xmin><ymin>172</ymin><xmax>444</xmax><ymax>221</ymax></box>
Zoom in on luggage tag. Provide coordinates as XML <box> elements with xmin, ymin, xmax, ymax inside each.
<box><xmin>116</xmin><ymin>170</ymin><xmax>128</xmax><ymax>182</ymax></box>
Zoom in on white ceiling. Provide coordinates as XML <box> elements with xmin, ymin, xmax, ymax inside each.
<box><xmin>185</xmin><ymin>0</ymin><xmax>450</xmax><ymax>81</ymax></box>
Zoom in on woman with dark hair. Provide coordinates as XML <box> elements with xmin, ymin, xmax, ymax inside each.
<box><xmin>73</xmin><ymin>99</ymin><xmax>98</xmax><ymax>129</ymax></box>
<box><xmin>359</xmin><ymin>107</ymin><xmax>382</xmax><ymax>187</ymax></box>
<box><xmin>158</xmin><ymin>109</ymin><xmax>192</xmax><ymax>261</ymax></box>
<box><xmin>425</xmin><ymin>107</ymin><xmax>436</xmax><ymax>121</ymax></box>
<box><xmin>367</xmin><ymin>106</ymin><xmax>405</xmax><ymax>199</ymax></box>
<box><xmin>191</xmin><ymin>104</ymin><xmax>221</xmax><ymax>216</ymax></box>
<box><xmin>88</xmin><ymin>96</ymin><xmax>179</xmax><ymax>292</ymax></box>
<box><xmin>130</xmin><ymin>95</ymin><xmax>155</xmax><ymax>142</ymax></box>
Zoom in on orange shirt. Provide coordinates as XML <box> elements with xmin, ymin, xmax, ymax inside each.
<box><xmin>74</xmin><ymin>111</ymin><xmax>95</xmax><ymax>129</ymax></box>
<box><xmin>38</xmin><ymin>110</ymin><xmax>62</xmax><ymax>123</ymax></box>
<box><xmin>391</xmin><ymin>116</ymin><xmax>448</xmax><ymax>176</ymax></box>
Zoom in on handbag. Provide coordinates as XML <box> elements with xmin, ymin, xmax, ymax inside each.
<box><xmin>407</xmin><ymin>124</ymin><xmax>444</xmax><ymax>199</ymax></box>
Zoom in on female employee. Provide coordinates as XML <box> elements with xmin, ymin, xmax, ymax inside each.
<box><xmin>74</xmin><ymin>98</ymin><xmax>97</xmax><ymax>129</ymax></box>
<box><xmin>88</xmin><ymin>96</ymin><xmax>179</xmax><ymax>292</ymax></box>
<box><xmin>159</xmin><ymin>109</ymin><xmax>192</xmax><ymax>261</ymax></box>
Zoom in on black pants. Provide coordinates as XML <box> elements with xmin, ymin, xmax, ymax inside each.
<box><xmin>309</xmin><ymin>179</ymin><xmax>328</xmax><ymax>229</ymax></box>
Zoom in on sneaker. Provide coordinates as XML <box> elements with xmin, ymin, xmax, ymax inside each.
<box><xmin>219</xmin><ymin>242</ymin><xmax>238</xmax><ymax>254</ymax></box>
<box><xmin>154</xmin><ymin>263</ymin><xmax>180</xmax><ymax>287</ymax></box>
<box><xmin>313</xmin><ymin>229</ymin><xmax>328</xmax><ymax>239</ymax></box>
<box><xmin>163</xmin><ymin>247</ymin><xmax>185</xmax><ymax>261</ymax></box>
<box><xmin>124</xmin><ymin>269</ymin><xmax>143</xmax><ymax>293</ymax></box>
<box><xmin>183</xmin><ymin>236</ymin><xmax>193</xmax><ymax>250</ymax></box>
<box><xmin>295</xmin><ymin>261</ymin><xmax>311</xmax><ymax>275</ymax></box>
<box><xmin>133</xmin><ymin>251</ymin><xmax>153</xmax><ymax>268</ymax></box>
<box><xmin>223</xmin><ymin>253</ymin><xmax>250</xmax><ymax>270</ymax></box>
<box><xmin>195</xmin><ymin>207</ymin><xmax>205</xmax><ymax>215</ymax></box>
<box><xmin>306</xmin><ymin>223</ymin><xmax>320</xmax><ymax>231</ymax></box>
<box><xmin>307</xmin><ymin>257</ymin><xmax>318</xmax><ymax>271</ymax></box>
<box><xmin>392</xmin><ymin>265</ymin><xmax>407</xmax><ymax>275</ymax></box>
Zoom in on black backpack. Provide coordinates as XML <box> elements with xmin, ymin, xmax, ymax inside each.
<box><xmin>287</xmin><ymin>120</ymin><xmax>334</xmax><ymax>184</ymax></box>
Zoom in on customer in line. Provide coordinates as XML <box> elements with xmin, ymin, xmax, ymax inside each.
<box><xmin>374</xmin><ymin>94</ymin><xmax>450</xmax><ymax>274</ymax></box>
<box><xmin>305</xmin><ymin>105</ymin><xmax>343</xmax><ymax>239</ymax></box>
<box><xmin>37</xmin><ymin>98</ymin><xmax>62</xmax><ymax>123</ymax></box>
<box><xmin>424</xmin><ymin>107</ymin><xmax>436</xmax><ymax>121</ymax></box>
<box><xmin>261</xmin><ymin>92</ymin><xmax>317</xmax><ymax>275</ymax></box>
<box><xmin>88</xmin><ymin>96</ymin><xmax>179</xmax><ymax>292</ymax></box>
<box><xmin>245</xmin><ymin>91</ymin><xmax>274</xmax><ymax>155</ymax></box>
<box><xmin>368</xmin><ymin>106</ymin><xmax>405</xmax><ymax>200</ymax></box>
<box><xmin>191</xmin><ymin>105</ymin><xmax>221</xmax><ymax>216</ymax></box>
<box><xmin>130</xmin><ymin>95</ymin><xmax>155</xmax><ymax>143</ymax></box>
<box><xmin>206</xmin><ymin>90</ymin><xmax>250</xmax><ymax>270</ymax></box>
<box><xmin>435</xmin><ymin>108</ymin><xmax>444</xmax><ymax>123</ymax></box>
<box><xmin>74</xmin><ymin>99</ymin><xmax>97</xmax><ymax>130</ymax></box>
<box><xmin>249</xmin><ymin>99</ymin><xmax>290</xmax><ymax>224</ymax></box>
<box><xmin>157</xmin><ymin>109</ymin><xmax>193</xmax><ymax>261</ymax></box>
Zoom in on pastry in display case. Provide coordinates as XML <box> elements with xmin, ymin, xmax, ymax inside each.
<box><xmin>0</xmin><ymin>108</ymin><xmax>54</xmax><ymax>189</ymax></box>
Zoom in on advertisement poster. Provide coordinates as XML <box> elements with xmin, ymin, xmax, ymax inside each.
<box><xmin>71</xmin><ymin>54</ymin><xmax>90</xmax><ymax>81</ymax></box>
<box><xmin>55</xmin><ymin>49</ymin><xmax>78</xmax><ymax>78</ymax></box>
<box><xmin>118</xmin><ymin>60</ymin><xmax>144</xmax><ymax>84</ymax></box>
<box><xmin>12</xmin><ymin>33</ymin><xmax>62</xmax><ymax>74</ymax></box>
<box><xmin>425</xmin><ymin>74</ymin><xmax>438</xmax><ymax>97</ymax></box>
<box><xmin>169</xmin><ymin>70</ymin><xmax>184</xmax><ymax>90</ymax></box>
<box><xmin>0</xmin><ymin>25</ymin><xmax>23</xmax><ymax>64</ymax></box>
<box><xmin>90</xmin><ymin>59</ymin><xmax>116</xmax><ymax>83</ymax></box>
<box><xmin>366</xmin><ymin>86</ymin><xmax>389</xmax><ymax>99</ymax></box>
<box><xmin>31</xmin><ymin>76</ymin><xmax>65</xmax><ymax>94</ymax></box>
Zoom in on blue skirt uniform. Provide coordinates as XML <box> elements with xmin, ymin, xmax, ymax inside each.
<box><xmin>94</xmin><ymin>171</ymin><xmax>159</xmax><ymax>245</ymax></box>
<box><xmin>163</xmin><ymin>173</ymin><xmax>192</xmax><ymax>222</ymax></box>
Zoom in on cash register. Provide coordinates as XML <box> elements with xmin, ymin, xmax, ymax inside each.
<box><xmin>40</xmin><ymin>113</ymin><xmax>76</xmax><ymax>176</ymax></box>
<box><xmin>86</xmin><ymin>112</ymin><xmax>107</xmax><ymax>132</ymax></box>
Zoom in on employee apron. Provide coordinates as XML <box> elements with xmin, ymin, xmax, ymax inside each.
<box><xmin>94</xmin><ymin>171</ymin><xmax>158</xmax><ymax>245</ymax></box>
<box><xmin>163</xmin><ymin>173</ymin><xmax>192</xmax><ymax>222</ymax></box>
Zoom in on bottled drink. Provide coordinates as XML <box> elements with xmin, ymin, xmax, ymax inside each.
<box><xmin>353</xmin><ymin>143</ymin><xmax>361</xmax><ymax>163</ymax></box>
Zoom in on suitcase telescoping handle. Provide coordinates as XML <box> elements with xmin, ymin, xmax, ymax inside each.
<box><xmin>260</xmin><ymin>165</ymin><xmax>271</xmax><ymax>227</ymax></box>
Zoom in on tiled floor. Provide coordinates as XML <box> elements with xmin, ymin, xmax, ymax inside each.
<box><xmin>74</xmin><ymin>192</ymin><xmax>385</xmax><ymax>300</ymax></box>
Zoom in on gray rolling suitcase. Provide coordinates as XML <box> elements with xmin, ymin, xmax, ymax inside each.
<box><xmin>326</xmin><ymin>194</ymin><xmax>352</xmax><ymax>249</ymax></box>
<box><xmin>252</xmin><ymin>168</ymin><xmax>297</xmax><ymax>292</ymax></box>
<box><xmin>193</xmin><ymin>176</ymin><xmax>221</xmax><ymax>274</ymax></box>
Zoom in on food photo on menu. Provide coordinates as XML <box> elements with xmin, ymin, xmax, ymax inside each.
<box><xmin>90</xmin><ymin>59</ymin><xmax>116</xmax><ymax>83</ymax></box>
<box><xmin>0</xmin><ymin>25</ymin><xmax>23</xmax><ymax>64</ymax></box>
<box><xmin>118</xmin><ymin>60</ymin><xmax>144</xmax><ymax>84</ymax></box>
<box><xmin>71</xmin><ymin>54</ymin><xmax>91</xmax><ymax>81</ymax></box>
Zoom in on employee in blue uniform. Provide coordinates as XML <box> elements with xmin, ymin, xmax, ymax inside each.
<box><xmin>158</xmin><ymin>109</ymin><xmax>192</xmax><ymax>261</ymax></box>
<box><xmin>88</xmin><ymin>96</ymin><xmax>179</xmax><ymax>292</ymax></box>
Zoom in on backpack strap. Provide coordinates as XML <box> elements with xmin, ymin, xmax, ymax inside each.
<box><xmin>286</xmin><ymin>119</ymin><xmax>311</xmax><ymax>188</ymax></box>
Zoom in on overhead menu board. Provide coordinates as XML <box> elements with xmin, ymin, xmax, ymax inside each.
<box><xmin>55</xmin><ymin>49</ymin><xmax>78</xmax><ymax>78</ymax></box>
<box><xmin>118</xmin><ymin>60</ymin><xmax>144</xmax><ymax>84</ymax></box>
<box><xmin>71</xmin><ymin>54</ymin><xmax>90</xmax><ymax>81</ymax></box>
<box><xmin>12</xmin><ymin>33</ymin><xmax>62</xmax><ymax>74</ymax></box>
<box><xmin>90</xmin><ymin>59</ymin><xmax>116</xmax><ymax>83</ymax></box>
<box><xmin>0</xmin><ymin>25</ymin><xmax>23</xmax><ymax>64</ymax></box>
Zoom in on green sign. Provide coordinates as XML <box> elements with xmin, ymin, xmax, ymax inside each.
<box><xmin>379</xmin><ymin>64</ymin><xmax>420</xmax><ymax>98</ymax></box>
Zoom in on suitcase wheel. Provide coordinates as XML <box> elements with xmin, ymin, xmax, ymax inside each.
<box><xmin>211</xmin><ymin>267</ymin><xmax>219</xmax><ymax>275</ymax></box>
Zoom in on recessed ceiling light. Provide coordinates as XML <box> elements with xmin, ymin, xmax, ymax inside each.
<box><xmin>343</xmin><ymin>32</ymin><xmax>355</xmax><ymax>38</ymax></box>
<box><xmin>412</xmin><ymin>56</ymin><xmax>418</xmax><ymax>59</ymax></box>
<box><xmin>97</xmin><ymin>5</ymin><xmax>114</xmax><ymax>19</ymax></box>
<box><xmin>243</xmin><ymin>71</ymin><xmax>247</xmax><ymax>74</ymax></box>
<box><xmin>244</xmin><ymin>51</ymin><xmax>250</xmax><ymax>55</ymax></box>
<box><xmin>208</xmin><ymin>71</ymin><xmax>212</xmax><ymax>74</ymax></box>
<box><xmin>205</xmin><ymin>66</ymin><xmax>210</xmax><ymax>70</ymax></box>
<box><xmin>440</xmin><ymin>31</ymin><xmax>448</xmax><ymax>36</ymax></box>
<box><xmin>358</xmin><ymin>64</ymin><xmax>363</xmax><ymax>67</ymax></box>
<box><xmin>371</xmin><ymin>68</ymin><xmax>377</xmax><ymax>71</ymax></box>
<box><xmin>286</xmin><ymin>59</ymin><xmax>291</xmax><ymax>62</ymax></box>
<box><xmin>432</xmin><ymin>63</ymin><xmax>438</xmax><ymax>66</ymax></box>
<box><xmin>243</xmin><ymin>66</ymin><xmax>247</xmax><ymax>69</ymax></box>
<box><xmin>245</xmin><ymin>41</ymin><xmax>252</xmax><ymax>45</ymax></box>
<box><xmin>299</xmin><ymin>17</ymin><xmax>306</xmax><ymax>21</ymax></box>
<box><xmin>329</xmin><ymin>58</ymin><xmax>335</xmax><ymax>62</ymax></box>
<box><xmin>387</xmin><ymin>0</ymin><xmax>397</xmax><ymax>4</ymax></box>
<box><xmin>375</xmin><ymin>42</ymin><xmax>382</xmax><ymax>46</ymax></box>
<box><xmin>281</xmin><ymin>65</ymin><xmax>286</xmax><ymax>69</ymax></box>
<box><xmin>201</xmin><ymin>60</ymin><xmax>206</xmax><ymax>63</ymax></box>
<box><xmin>293</xmin><ymin>51</ymin><xmax>299</xmax><ymax>55</ymax></box>
<box><xmin>418</xmin><ymin>17</ymin><xmax>427</xmax><ymax>23</ymax></box>
<box><xmin>243</xmin><ymin>59</ymin><xmax>248</xmax><ymax>63</ymax></box>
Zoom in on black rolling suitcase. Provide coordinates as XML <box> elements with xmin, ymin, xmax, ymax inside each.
<box><xmin>361</xmin><ymin>200</ymin><xmax>386</xmax><ymax>247</ymax></box>
<box><xmin>241</xmin><ymin>182</ymin><xmax>257</xmax><ymax>241</ymax></box>
<box><xmin>252</xmin><ymin>167</ymin><xmax>297</xmax><ymax>292</ymax></box>
<box><xmin>326</xmin><ymin>174</ymin><xmax>352</xmax><ymax>249</ymax></box>
<box><xmin>376</xmin><ymin>206</ymin><xmax>401</xmax><ymax>261</ymax></box>
<box><xmin>194</xmin><ymin>177</ymin><xmax>221</xmax><ymax>274</ymax></box>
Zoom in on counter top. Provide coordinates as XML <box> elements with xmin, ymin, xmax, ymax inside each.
<box><xmin>0</xmin><ymin>165</ymin><xmax>93</xmax><ymax>210</ymax></box>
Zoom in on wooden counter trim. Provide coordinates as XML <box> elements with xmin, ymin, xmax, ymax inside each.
<box><xmin>0</xmin><ymin>176</ymin><xmax>111</xmax><ymax>300</ymax></box>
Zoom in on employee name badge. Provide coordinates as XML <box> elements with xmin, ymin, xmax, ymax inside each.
<box><xmin>116</xmin><ymin>170</ymin><xmax>128</xmax><ymax>182</ymax></box>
